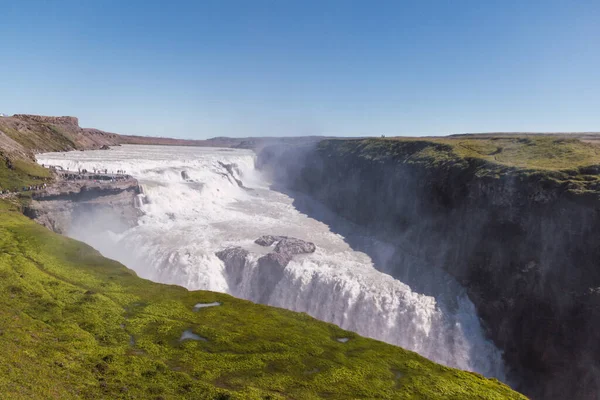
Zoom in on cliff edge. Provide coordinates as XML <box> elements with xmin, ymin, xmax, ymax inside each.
<box><xmin>258</xmin><ymin>136</ymin><xmax>600</xmax><ymax>400</ymax></box>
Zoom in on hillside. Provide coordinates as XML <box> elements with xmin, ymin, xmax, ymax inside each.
<box><xmin>0</xmin><ymin>200</ymin><xmax>523</xmax><ymax>399</ymax></box>
<box><xmin>0</xmin><ymin>115</ymin><xmax>121</xmax><ymax>191</ymax></box>
<box><xmin>0</xmin><ymin>115</ymin><xmax>121</xmax><ymax>156</ymax></box>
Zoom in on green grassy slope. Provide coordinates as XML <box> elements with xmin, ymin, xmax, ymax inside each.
<box><xmin>0</xmin><ymin>201</ymin><xmax>525</xmax><ymax>399</ymax></box>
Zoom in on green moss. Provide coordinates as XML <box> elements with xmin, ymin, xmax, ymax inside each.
<box><xmin>0</xmin><ymin>204</ymin><xmax>525</xmax><ymax>399</ymax></box>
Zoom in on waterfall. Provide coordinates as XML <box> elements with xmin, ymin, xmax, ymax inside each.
<box><xmin>37</xmin><ymin>144</ymin><xmax>507</xmax><ymax>380</ymax></box>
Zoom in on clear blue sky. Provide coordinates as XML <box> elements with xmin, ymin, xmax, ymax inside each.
<box><xmin>1</xmin><ymin>0</ymin><xmax>599</xmax><ymax>138</ymax></box>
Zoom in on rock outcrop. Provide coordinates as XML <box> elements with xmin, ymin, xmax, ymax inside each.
<box><xmin>215</xmin><ymin>247</ymin><xmax>249</xmax><ymax>286</ymax></box>
<box><xmin>218</xmin><ymin>161</ymin><xmax>245</xmax><ymax>188</ymax></box>
<box><xmin>254</xmin><ymin>235</ymin><xmax>316</xmax><ymax>269</ymax></box>
<box><xmin>258</xmin><ymin>138</ymin><xmax>600</xmax><ymax>400</ymax></box>
<box><xmin>217</xmin><ymin>236</ymin><xmax>316</xmax><ymax>303</ymax></box>
<box><xmin>24</xmin><ymin>178</ymin><xmax>141</xmax><ymax>234</ymax></box>
<box><xmin>254</xmin><ymin>236</ymin><xmax>315</xmax><ymax>302</ymax></box>
<box><xmin>274</xmin><ymin>237</ymin><xmax>317</xmax><ymax>255</ymax></box>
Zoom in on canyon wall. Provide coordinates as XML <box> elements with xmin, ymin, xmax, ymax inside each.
<box><xmin>258</xmin><ymin>139</ymin><xmax>600</xmax><ymax>399</ymax></box>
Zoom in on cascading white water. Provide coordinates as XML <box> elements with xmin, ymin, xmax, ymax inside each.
<box><xmin>37</xmin><ymin>144</ymin><xmax>506</xmax><ymax>380</ymax></box>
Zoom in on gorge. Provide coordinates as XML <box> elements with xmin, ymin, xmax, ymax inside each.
<box><xmin>257</xmin><ymin>137</ymin><xmax>600</xmax><ymax>400</ymax></box>
<box><xmin>33</xmin><ymin>135</ymin><xmax>600</xmax><ymax>399</ymax></box>
<box><xmin>4</xmin><ymin>112</ymin><xmax>598</xmax><ymax>398</ymax></box>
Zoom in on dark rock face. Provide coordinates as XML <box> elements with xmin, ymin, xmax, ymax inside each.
<box><xmin>254</xmin><ymin>252</ymin><xmax>290</xmax><ymax>303</ymax></box>
<box><xmin>255</xmin><ymin>236</ymin><xmax>315</xmax><ymax>303</ymax></box>
<box><xmin>218</xmin><ymin>161</ymin><xmax>244</xmax><ymax>188</ymax></box>
<box><xmin>257</xmin><ymin>141</ymin><xmax>600</xmax><ymax>400</ymax></box>
<box><xmin>218</xmin><ymin>236</ymin><xmax>316</xmax><ymax>304</ymax></box>
<box><xmin>257</xmin><ymin>251</ymin><xmax>293</xmax><ymax>270</ymax></box>
<box><xmin>24</xmin><ymin>179</ymin><xmax>141</xmax><ymax>234</ymax></box>
<box><xmin>216</xmin><ymin>247</ymin><xmax>249</xmax><ymax>286</ymax></box>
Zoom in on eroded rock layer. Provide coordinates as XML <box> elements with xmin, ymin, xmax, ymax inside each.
<box><xmin>24</xmin><ymin>178</ymin><xmax>141</xmax><ymax>234</ymax></box>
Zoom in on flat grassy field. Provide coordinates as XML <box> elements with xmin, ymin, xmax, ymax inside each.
<box><xmin>336</xmin><ymin>135</ymin><xmax>600</xmax><ymax>171</ymax></box>
<box><xmin>436</xmin><ymin>136</ymin><xmax>600</xmax><ymax>170</ymax></box>
<box><xmin>0</xmin><ymin>200</ymin><xmax>525</xmax><ymax>399</ymax></box>
<box><xmin>319</xmin><ymin>136</ymin><xmax>600</xmax><ymax>198</ymax></box>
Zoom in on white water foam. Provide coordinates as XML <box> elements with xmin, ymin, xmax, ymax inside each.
<box><xmin>37</xmin><ymin>144</ymin><xmax>506</xmax><ymax>379</ymax></box>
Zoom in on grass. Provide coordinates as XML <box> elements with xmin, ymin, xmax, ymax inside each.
<box><xmin>0</xmin><ymin>202</ymin><xmax>525</xmax><ymax>399</ymax></box>
<box><xmin>436</xmin><ymin>136</ymin><xmax>600</xmax><ymax>170</ymax></box>
<box><xmin>328</xmin><ymin>136</ymin><xmax>600</xmax><ymax>170</ymax></box>
<box><xmin>319</xmin><ymin>136</ymin><xmax>600</xmax><ymax>197</ymax></box>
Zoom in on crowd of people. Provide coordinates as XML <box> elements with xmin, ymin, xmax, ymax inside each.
<box><xmin>0</xmin><ymin>183</ymin><xmax>47</xmax><ymax>195</ymax></box>
<box><xmin>59</xmin><ymin>170</ymin><xmax>131</xmax><ymax>183</ymax></box>
<box><xmin>0</xmin><ymin>166</ymin><xmax>133</xmax><ymax>197</ymax></box>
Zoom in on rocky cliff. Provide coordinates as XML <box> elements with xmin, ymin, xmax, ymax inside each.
<box><xmin>258</xmin><ymin>137</ymin><xmax>600</xmax><ymax>399</ymax></box>
<box><xmin>12</xmin><ymin>114</ymin><xmax>81</xmax><ymax>126</ymax></box>
<box><xmin>24</xmin><ymin>178</ymin><xmax>141</xmax><ymax>235</ymax></box>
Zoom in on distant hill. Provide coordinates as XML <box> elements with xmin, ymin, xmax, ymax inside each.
<box><xmin>0</xmin><ymin>114</ymin><xmax>330</xmax><ymax>158</ymax></box>
<box><xmin>0</xmin><ymin>114</ymin><xmax>121</xmax><ymax>159</ymax></box>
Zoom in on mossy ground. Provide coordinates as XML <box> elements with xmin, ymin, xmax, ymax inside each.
<box><xmin>0</xmin><ymin>201</ymin><xmax>525</xmax><ymax>399</ymax></box>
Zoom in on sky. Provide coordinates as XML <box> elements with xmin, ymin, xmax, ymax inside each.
<box><xmin>1</xmin><ymin>0</ymin><xmax>599</xmax><ymax>138</ymax></box>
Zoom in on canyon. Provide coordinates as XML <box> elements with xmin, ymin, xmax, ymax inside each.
<box><xmin>257</xmin><ymin>138</ymin><xmax>600</xmax><ymax>399</ymax></box>
<box><xmin>6</xmin><ymin>113</ymin><xmax>600</xmax><ymax>398</ymax></box>
<box><xmin>35</xmin><ymin>145</ymin><xmax>507</xmax><ymax>382</ymax></box>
